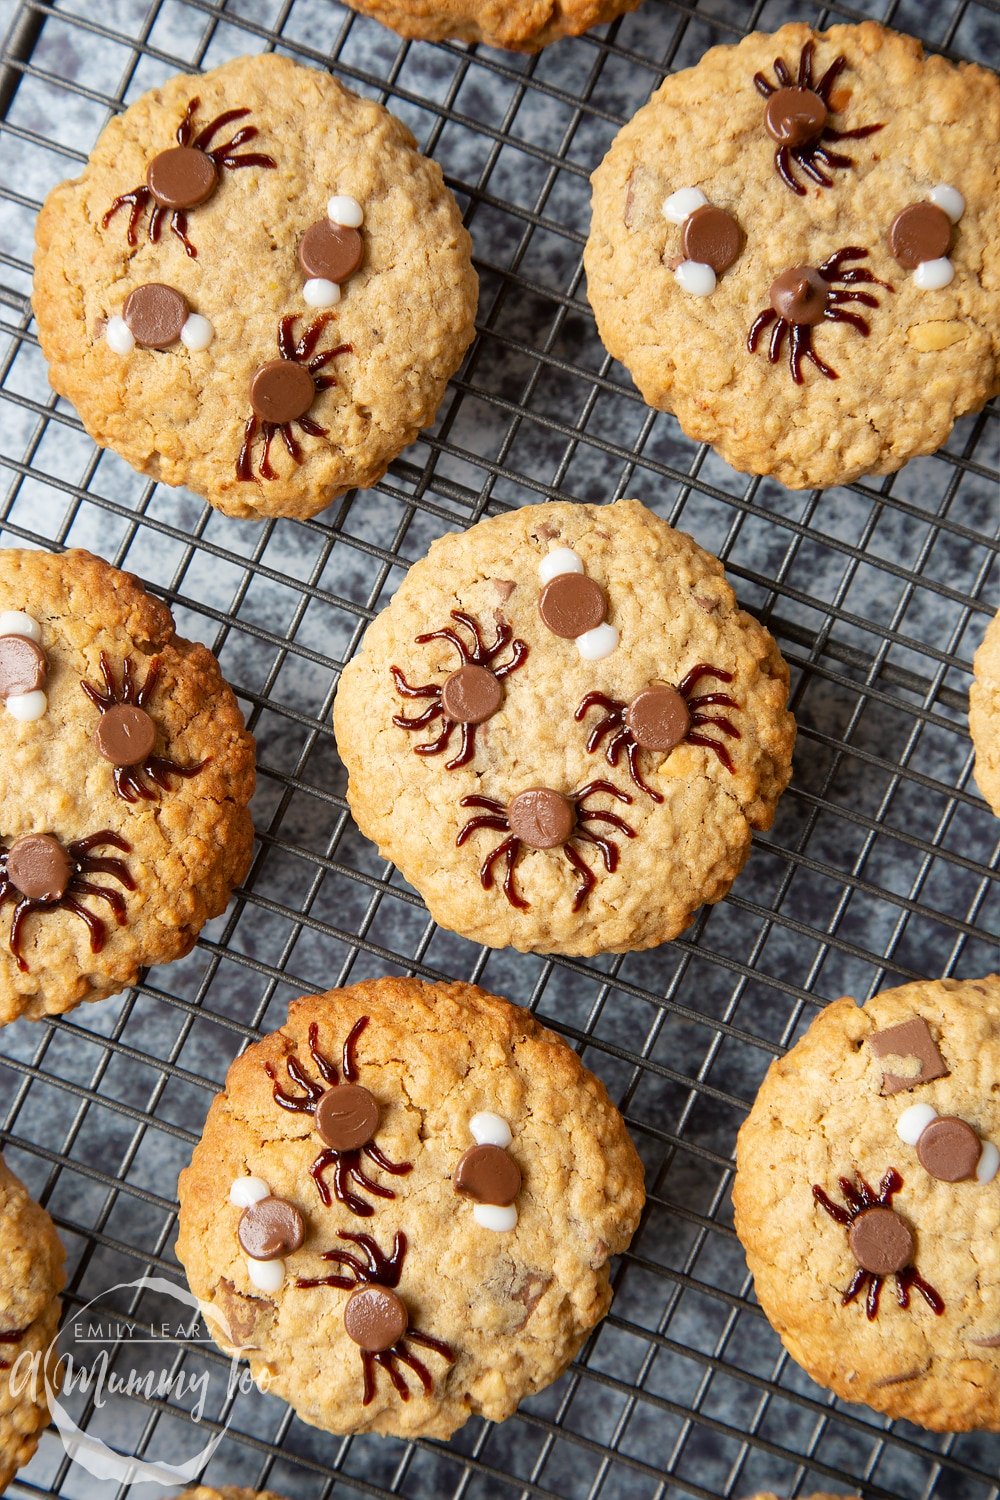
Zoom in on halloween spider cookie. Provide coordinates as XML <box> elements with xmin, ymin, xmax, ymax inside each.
<box><xmin>33</xmin><ymin>53</ymin><xmax>477</xmax><ymax>521</ymax></box>
<box><xmin>176</xmin><ymin>976</ymin><xmax>644</xmax><ymax>1438</ymax></box>
<box><xmin>0</xmin><ymin>1158</ymin><xmax>64</xmax><ymax>1492</ymax></box>
<box><xmin>343</xmin><ymin>0</ymin><xmax>642</xmax><ymax>51</ymax></box>
<box><xmin>734</xmin><ymin>975</ymin><xmax>1000</xmax><ymax>1431</ymax></box>
<box><xmin>970</xmin><ymin>604</ymin><xmax>1000</xmax><ymax>817</ymax></box>
<box><xmin>334</xmin><ymin>499</ymin><xmax>794</xmax><ymax>955</ymax></box>
<box><xmin>0</xmin><ymin>549</ymin><xmax>255</xmax><ymax>1024</ymax></box>
<box><xmin>585</xmin><ymin>21</ymin><xmax>1000</xmax><ymax>490</ymax></box>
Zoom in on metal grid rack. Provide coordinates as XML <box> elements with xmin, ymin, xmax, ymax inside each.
<box><xmin>0</xmin><ymin>0</ymin><xmax>997</xmax><ymax>1495</ymax></box>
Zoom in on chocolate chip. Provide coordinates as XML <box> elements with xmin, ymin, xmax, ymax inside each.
<box><xmin>5</xmin><ymin>834</ymin><xmax>72</xmax><ymax>901</ymax></box>
<box><xmin>238</xmin><ymin>1196</ymin><xmax>305</xmax><ymax>1260</ymax></box>
<box><xmin>848</xmin><ymin>1205</ymin><xmax>915</xmax><ymax>1275</ymax></box>
<box><xmin>538</xmin><ymin>574</ymin><xmax>606</xmax><ymax>638</ymax></box>
<box><xmin>146</xmin><ymin>145</ymin><xmax>218</xmax><ymax>209</ymax></box>
<box><xmin>122</xmin><ymin>283</ymin><xmax>189</xmax><ymax>349</ymax></box>
<box><xmin>889</xmin><ymin>202</ymin><xmax>952</xmax><ymax>270</ymax></box>
<box><xmin>94</xmin><ymin>704</ymin><xmax>157</xmax><ymax>767</ymax></box>
<box><xmin>869</xmin><ymin>1017</ymin><xmax>949</xmax><ymax>1096</ymax></box>
<box><xmin>315</xmin><ymin>1082</ymin><xmax>380</xmax><ymax>1152</ymax></box>
<box><xmin>343</xmin><ymin>1285</ymin><xmax>408</xmax><ymax>1352</ymax></box>
<box><xmin>250</xmin><ymin>360</ymin><xmax>315</xmax><ymax>423</ymax></box>
<box><xmin>764</xmin><ymin>86</ymin><xmax>828</xmax><ymax>147</ymax></box>
<box><xmin>298</xmin><ymin>221</ymin><xmax>363</xmax><ymax>284</ymax></box>
<box><xmin>625</xmin><ymin>684</ymin><xmax>691</xmax><ymax>752</ymax></box>
<box><xmin>916</xmin><ymin>1115</ymin><xmax>981</xmax><ymax>1182</ymax></box>
<box><xmin>0</xmin><ymin>635</ymin><xmax>46</xmax><ymax>699</ymax></box>
<box><xmin>453</xmin><ymin>1144</ymin><xmax>521</xmax><ymax>1206</ymax></box>
<box><xmin>770</xmin><ymin>266</ymin><xmax>828</xmax><ymax>325</ymax></box>
<box><xmin>682</xmin><ymin>205</ymin><xmax>742</xmax><ymax>275</ymax></box>
<box><xmin>507</xmin><ymin>787</ymin><xmax>575</xmax><ymax>849</ymax></box>
<box><xmin>441</xmin><ymin>664</ymin><xmax>503</xmax><ymax>725</ymax></box>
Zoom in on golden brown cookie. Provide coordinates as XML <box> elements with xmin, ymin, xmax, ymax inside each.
<box><xmin>34</xmin><ymin>54</ymin><xmax>477</xmax><ymax>521</ymax></box>
<box><xmin>970</xmin><ymin>605</ymin><xmax>1000</xmax><ymax>816</ymax></box>
<box><xmin>177</xmin><ymin>1489</ymin><xmax>287</xmax><ymax>1500</ymax></box>
<box><xmin>0</xmin><ymin>1158</ymin><xmax>64</xmax><ymax>1492</ymax></box>
<box><xmin>176</xmin><ymin>977</ymin><xmax>644</xmax><ymax>1439</ymax></box>
<box><xmin>343</xmin><ymin>0</ymin><xmax>643</xmax><ymax>51</ymax></box>
<box><xmin>334</xmin><ymin>499</ymin><xmax>794</xmax><ymax>955</ymax></box>
<box><xmin>734</xmin><ymin>976</ymin><xmax>1000</xmax><ymax>1431</ymax></box>
<box><xmin>585</xmin><ymin>21</ymin><xmax>1000</xmax><ymax>489</ymax></box>
<box><xmin>0</xmin><ymin>549</ymin><xmax>255</xmax><ymax>1024</ymax></box>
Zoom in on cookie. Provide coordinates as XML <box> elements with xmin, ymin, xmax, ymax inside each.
<box><xmin>970</xmin><ymin>605</ymin><xmax>1000</xmax><ymax>816</ymax></box>
<box><xmin>585</xmin><ymin>21</ymin><xmax>1000</xmax><ymax>490</ymax></box>
<box><xmin>745</xmin><ymin>1494</ymin><xmax>852</xmax><ymax>1500</ymax></box>
<box><xmin>178</xmin><ymin>1489</ymin><xmax>286</xmax><ymax>1500</ymax></box>
<box><xmin>0</xmin><ymin>1158</ymin><xmax>65</xmax><ymax>1493</ymax></box>
<box><xmin>0</xmin><ymin>549</ymin><xmax>255</xmax><ymax>1025</ymax></box>
<box><xmin>733</xmin><ymin>976</ymin><xmax>1000</xmax><ymax>1431</ymax></box>
<box><xmin>342</xmin><ymin>0</ymin><xmax>643</xmax><ymax>51</ymax></box>
<box><xmin>176</xmin><ymin>976</ymin><xmax>644</xmax><ymax>1439</ymax></box>
<box><xmin>333</xmin><ymin>499</ymin><xmax>794</xmax><ymax>956</ymax></box>
<box><xmin>33</xmin><ymin>54</ymin><xmax>477</xmax><ymax>521</ymax></box>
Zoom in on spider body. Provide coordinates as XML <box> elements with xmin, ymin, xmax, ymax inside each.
<box><xmin>813</xmin><ymin>1166</ymin><xmax>944</xmax><ymax>1321</ymax></box>
<box><xmin>748</xmin><ymin>247</ymin><xmax>892</xmax><ymax>384</ymax></box>
<box><xmin>754</xmin><ymin>41</ymin><xmax>883</xmax><ymax>196</ymax></box>
<box><xmin>81</xmin><ymin>653</ymin><xmax>206</xmax><ymax>802</ymax></box>
<box><xmin>0</xmin><ymin>830</ymin><xmax>134</xmax><ymax>972</ymax></box>
<box><xmin>237</xmin><ymin>314</ymin><xmax>351</xmax><ymax>481</ymax></box>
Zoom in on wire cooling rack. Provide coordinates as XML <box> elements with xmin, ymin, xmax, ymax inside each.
<box><xmin>0</xmin><ymin>0</ymin><xmax>998</xmax><ymax>1496</ymax></box>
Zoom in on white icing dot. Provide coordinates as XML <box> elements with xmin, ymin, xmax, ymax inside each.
<box><xmin>913</xmin><ymin>257</ymin><xmax>955</xmax><ymax>291</ymax></box>
<box><xmin>897</xmin><ymin>1102</ymin><xmax>938</xmax><ymax>1146</ymax></box>
<box><xmin>538</xmin><ymin>547</ymin><xmax>584</xmax><ymax>584</ymax></box>
<box><xmin>473</xmin><ymin>1204</ymin><xmax>518</xmax><ymax>1233</ymax></box>
<box><xmin>246</xmin><ymin>1257</ymin><xmax>285</xmax><ymax>1292</ymax></box>
<box><xmin>675</xmin><ymin>260</ymin><xmax>717</xmax><ymax>297</ymax></box>
<box><xmin>662</xmin><ymin>187</ymin><xmax>708</xmax><ymax>225</ymax></box>
<box><xmin>6</xmin><ymin>690</ymin><xmax>47</xmax><ymax>722</ymax></box>
<box><xmin>229</xmin><ymin>1176</ymin><xmax>270</xmax><ymax>1208</ymax></box>
<box><xmin>180</xmin><ymin>314</ymin><xmax>214</xmax><ymax>352</ymax></box>
<box><xmin>327</xmin><ymin>194</ymin><xmax>363</xmax><ymax>229</ymax></box>
<box><xmin>105</xmin><ymin>315</ymin><xmax>135</xmax><ymax>355</ymax></box>
<box><xmin>302</xmin><ymin>277</ymin><xmax>342</xmax><ymax>309</ymax></box>
<box><xmin>576</xmin><ymin>623</ymin><xmax>619</xmax><ymax>661</ymax></box>
<box><xmin>928</xmin><ymin>184</ymin><xmax>965</xmax><ymax>223</ymax></box>
<box><xmin>977</xmin><ymin>1141</ymin><xmax>999</xmax><ymax>1185</ymax></box>
<box><xmin>0</xmin><ymin>612</ymin><xmax>41</xmax><ymax>642</ymax></box>
<box><xmin>469</xmin><ymin>1112</ymin><xmax>513</xmax><ymax>1148</ymax></box>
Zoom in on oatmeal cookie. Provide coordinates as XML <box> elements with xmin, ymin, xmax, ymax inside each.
<box><xmin>970</xmin><ymin>604</ymin><xmax>1000</xmax><ymax>816</ymax></box>
<box><xmin>343</xmin><ymin>0</ymin><xmax>643</xmax><ymax>51</ymax></box>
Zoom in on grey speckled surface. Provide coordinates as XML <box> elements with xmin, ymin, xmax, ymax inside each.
<box><xmin>0</xmin><ymin>0</ymin><xmax>998</xmax><ymax>1497</ymax></box>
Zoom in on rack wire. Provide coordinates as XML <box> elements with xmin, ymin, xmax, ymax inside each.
<box><xmin>0</xmin><ymin>0</ymin><xmax>997</xmax><ymax>1495</ymax></box>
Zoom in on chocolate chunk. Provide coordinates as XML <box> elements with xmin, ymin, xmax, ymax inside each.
<box><xmin>848</xmin><ymin>1205</ymin><xmax>915</xmax><ymax>1275</ymax></box>
<box><xmin>538</xmin><ymin>573</ymin><xmax>606</xmax><ymax>638</ymax></box>
<box><xmin>238</xmin><ymin>1196</ymin><xmax>305</xmax><ymax>1260</ymax></box>
<box><xmin>889</xmin><ymin>202</ymin><xmax>952</xmax><ymax>270</ymax></box>
<box><xmin>770</xmin><ymin>266</ymin><xmax>828</xmax><ymax>325</ymax></box>
<box><xmin>122</xmin><ymin>283</ymin><xmax>189</xmax><ymax>349</ymax></box>
<box><xmin>869</xmin><ymin>1017</ymin><xmax>949</xmax><ymax>1095</ymax></box>
<box><xmin>146</xmin><ymin>145</ymin><xmax>218</xmax><ymax>209</ymax></box>
<box><xmin>764</xmin><ymin>86</ymin><xmax>828</xmax><ymax>147</ymax></box>
<box><xmin>441</xmin><ymin>664</ymin><xmax>502</xmax><ymax>725</ymax></box>
<box><xmin>250</xmin><ymin>360</ymin><xmax>315</xmax><ymax>423</ymax></box>
<box><xmin>298</xmin><ymin>221</ymin><xmax>363</xmax><ymax>284</ymax></box>
<box><xmin>6</xmin><ymin>834</ymin><xmax>72</xmax><ymax>901</ymax></box>
<box><xmin>916</xmin><ymin>1115</ymin><xmax>981</xmax><ymax>1182</ymax></box>
<box><xmin>343</xmin><ymin>1285</ymin><xmax>408</xmax><ymax>1352</ymax></box>
<box><xmin>625</xmin><ymin>684</ymin><xmax>691</xmax><ymax>752</ymax></box>
<box><xmin>507</xmin><ymin>787</ymin><xmax>575</xmax><ymax>849</ymax></box>
<box><xmin>453</xmin><ymin>1144</ymin><xmax>521</xmax><ymax>1206</ymax></box>
<box><xmin>315</xmin><ymin>1082</ymin><xmax>380</xmax><ymax>1152</ymax></box>
<box><xmin>94</xmin><ymin>704</ymin><xmax>157</xmax><ymax>767</ymax></box>
<box><xmin>0</xmin><ymin>635</ymin><xmax>46</xmax><ymax>699</ymax></box>
<box><xmin>681</xmin><ymin>205</ymin><xmax>742</xmax><ymax>275</ymax></box>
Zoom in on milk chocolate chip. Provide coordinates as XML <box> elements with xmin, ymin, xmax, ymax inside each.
<box><xmin>890</xmin><ymin>202</ymin><xmax>952</xmax><ymax>270</ymax></box>
<box><xmin>146</xmin><ymin>146</ymin><xmax>217</xmax><ymax>209</ymax></box>
<box><xmin>538</xmin><ymin>573</ymin><xmax>606</xmax><ymax>638</ymax></box>
<box><xmin>770</xmin><ymin>266</ymin><xmax>828</xmax><ymax>325</ymax></box>
<box><xmin>343</xmin><ymin>1285</ymin><xmax>408</xmax><ymax>1352</ymax></box>
<box><xmin>764</xmin><ymin>86</ymin><xmax>828</xmax><ymax>147</ymax></box>
<box><xmin>507</xmin><ymin>787</ymin><xmax>575</xmax><ymax>849</ymax></box>
<box><xmin>849</xmin><ymin>1205</ymin><xmax>915</xmax><ymax>1275</ymax></box>
<box><xmin>5</xmin><ymin>834</ymin><xmax>72</xmax><ymax>901</ymax></box>
<box><xmin>250</xmin><ymin>360</ymin><xmax>315</xmax><ymax>424</ymax></box>
<box><xmin>682</xmin><ymin>205</ymin><xmax>742</xmax><ymax>275</ymax></box>
<box><xmin>123</xmin><ymin>283</ymin><xmax>189</xmax><ymax>349</ymax></box>
<box><xmin>0</xmin><ymin>636</ymin><xmax>46</xmax><ymax>699</ymax></box>
<box><xmin>916</xmin><ymin>1115</ymin><xmax>981</xmax><ymax>1182</ymax></box>
<box><xmin>299</xmin><ymin>221</ymin><xmax>363</xmax><ymax>284</ymax></box>
<box><xmin>453</xmin><ymin>1144</ymin><xmax>521</xmax><ymax>1206</ymax></box>
<box><xmin>94</xmin><ymin>704</ymin><xmax>157</xmax><ymax>767</ymax></box>
<box><xmin>441</xmin><ymin>664</ymin><xmax>503</xmax><ymax>725</ymax></box>
<box><xmin>625</xmin><ymin>684</ymin><xmax>691</xmax><ymax>752</ymax></box>
<box><xmin>315</xmin><ymin>1083</ymin><xmax>380</xmax><ymax>1152</ymax></box>
<box><xmin>238</xmin><ymin>1196</ymin><xmax>305</xmax><ymax>1260</ymax></box>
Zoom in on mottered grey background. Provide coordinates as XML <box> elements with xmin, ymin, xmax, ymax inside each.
<box><xmin>0</xmin><ymin>0</ymin><xmax>998</xmax><ymax>1496</ymax></box>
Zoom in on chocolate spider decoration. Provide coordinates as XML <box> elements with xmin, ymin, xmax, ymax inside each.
<box><xmin>813</xmin><ymin>1167</ymin><xmax>944</xmax><ymax>1322</ymax></box>
<box><xmin>0</xmin><ymin>1327</ymin><xmax>25</xmax><ymax>1372</ymax></box>
<box><xmin>575</xmin><ymin>665</ymin><xmax>740</xmax><ymax>802</ymax></box>
<box><xmin>236</xmin><ymin>314</ymin><xmax>351</xmax><ymax>482</ymax></box>
<box><xmin>102</xmin><ymin>96</ymin><xmax>276</xmax><ymax>258</ymax></box>
<box><xmin>457</xmin><ymin>780</ymin><xmax>634</xmax><ymax>912</ymax></box>
<box><xmin>81</xmin><ymin>653</ymin><xmax>206</xmax><ymax>803</ymax></box>
<box><xmin>296</xmin><ymin>1229</ymin><xmax>454</xmax><ymax>1405</ymax></box>
<box><xmin>753</xmin><ymin>40</ymin><xmax>883</xmax><ymax>196</ymax></box>
<box><xmin>265</xmin><ymin>1017</ymin><xmax>412</xmax><ymax>1218</ymax></box>
<box><xmin>748</xmin><ymin>247</ymin><xmax>892</xmax><ymax>384</ymax></box>
<box><xmin>0</xmin><ymin>830</ymin><xmax>134</xmax><ymax>972</ymax></box>
<box><xmin>390</xmin><ymin>611</ymin><xmax>528</xmax><ymax>770</ymax></box>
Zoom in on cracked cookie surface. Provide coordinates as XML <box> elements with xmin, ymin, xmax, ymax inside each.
<box><xmin>176</xmin><ymin>976</ymin><xmax>644</xmax><ymax>1439</ymax></box>
<box><xmin>342</xmin><ymin>0</ymin><xmax>643</xmax><ymax>51</ymax></box>
<box><xmin>970</xmin><ymin>604</ymin><xmax>1000</xmax><ymax>817</ymax></box>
